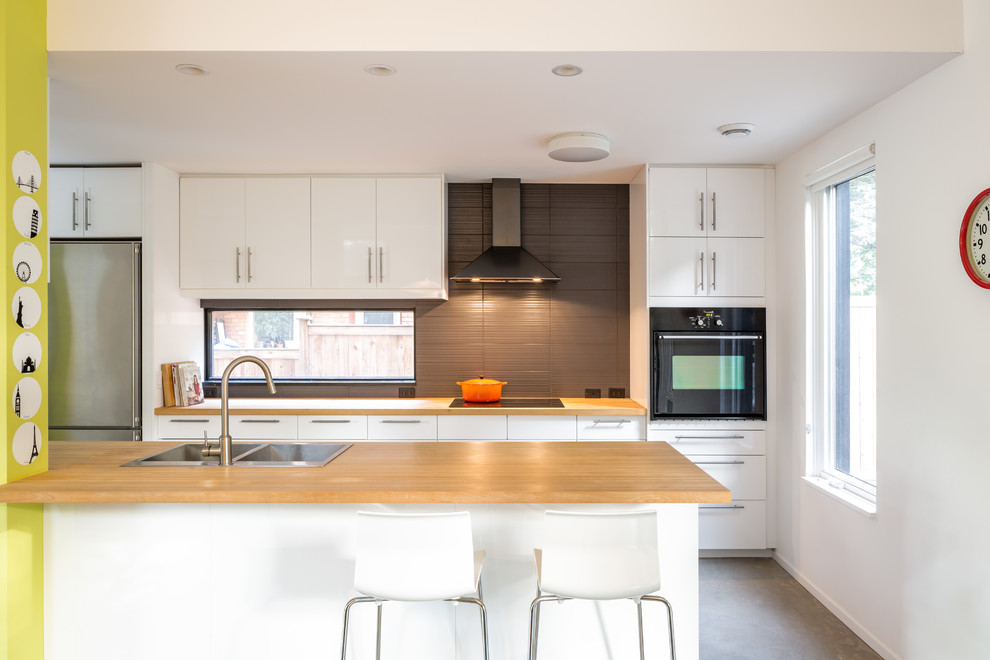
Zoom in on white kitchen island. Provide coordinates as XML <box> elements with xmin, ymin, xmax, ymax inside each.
<box><xmin>1</xmin><ymin>441</ymin><xmax>728</xmax><ymax>660</ymax></box>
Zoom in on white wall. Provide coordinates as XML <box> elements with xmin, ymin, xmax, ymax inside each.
<box><xmin>773</xmin><ymin>0</ymin><xmax>990</xmax><ymax>657</ymax></box>
<box><xmin>47</xmin><ymin>0</ymin><xmax>962</xmax><ymax>53</ymax></box>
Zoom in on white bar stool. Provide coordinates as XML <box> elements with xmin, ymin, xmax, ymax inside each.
<box><xmin>528</xmin><ymin>509</ymin><xmax>675</xmax><ymax>660</ymax></box>
<box><xmin>341</xmin><ymin>510</ymin><xmax>489</xmax><ymax>660</ymax></box>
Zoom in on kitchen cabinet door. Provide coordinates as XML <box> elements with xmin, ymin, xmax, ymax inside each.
<box><xmin>376</xmin><ymin>177</ymin><xmax>444</xmax><ymax>290</ymax></box>
<box><xmin>648</xmin><ymin>237</ymin><xmax>707</xmax><ymax>296</ymax></box>
<box><xmin>49</xmin><ymin>167</ymin><xmax>142</xmax><ymax>238</ymax></box>
<box><xmin>310</xmin><ymin>177</ymin><xmax>377</xmax><ymax>289</ymax></box>
<box><xmin>245</xmin><ymin>178</ymin><xmax>311</xmax><ymax>289</ymax></box>
<box><xmin>180</xmin><ymin>177</ymin><xmax>246</xmax><ymax>289</ymax></box>
<box><xmin>648</xmin><ymin>168</ymin><xmax>708</xmax><ymax>237</ymax></box>
<box><xmin>707</xmin><ymin>237</ymin><xmax>764</xmax><ymax>297</ymax></box>
<box><xmin>706</xmin><ymin>168</ymin><xmax>766</xmax><ymax>237</ymax></box>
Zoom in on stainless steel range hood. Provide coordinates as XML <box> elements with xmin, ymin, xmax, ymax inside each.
<box><xmin>450</xmin><ymin>178</ymin><xmax>561</xmax><ymax>283</ymax></box>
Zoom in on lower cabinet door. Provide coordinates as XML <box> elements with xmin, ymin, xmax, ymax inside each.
<box><xmin>297</xmin><ymin>415</ymin><xmax>368</xmax><ymax>440</ymax></box>
<box><xmin>157</xmin><ymin>415</ymin><xmax>220</xmax><ymax>440</ymax></box>
<box><xmin>367</xmin><ymin>415</ymin><xmax>438</xmax><ymax>441</ymax></box>
<box><xmin>685</xmin><ymin>455</ymin><xmax>766</xmax><ymax>500</ymax></box>
<box><xmin>438</xmin><ymin>415</ymin><xmax>507</xmax><ymax>441</ymax></box>
<box><xmin>228</xmin><ymin>415</ymin><xmax>298</xmax><ymax>440</ymax></box>
<box><xmin>576</xmin><ymin>416</ymin><xmax>645</xmax><ymax>441</ymax></box>
<box><xmin>698</xmin><ymin>500</ymin><xmax>767</xmax><ymax>550</ymax></box>
<box><xmin>507</xmin><ymin>416</ymin><xmax>577</xmax><ymax>441</ymax></box>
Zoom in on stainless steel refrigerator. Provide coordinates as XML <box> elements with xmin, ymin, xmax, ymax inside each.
<box><xmin>49</xmin><ymin>240</ymin><xmax>142</xmax><ymax>441</ymax></box>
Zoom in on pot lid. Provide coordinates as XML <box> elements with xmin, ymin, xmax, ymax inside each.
<box><xmin>457</xmin><ymin>376</ymin><xmax>507</xmax><ymax>385</ymax></box>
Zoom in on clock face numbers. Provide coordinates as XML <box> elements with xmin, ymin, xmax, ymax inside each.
<box><xmin>961</xmin><ymin>190</ymin><xmax>990</xmax><ymax>288</ymax></box>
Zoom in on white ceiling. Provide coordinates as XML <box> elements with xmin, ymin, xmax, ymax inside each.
<box><xmin>48</xmin><ymin>50</ymin><xmax>955</xmax><ymax>183</ymax></box>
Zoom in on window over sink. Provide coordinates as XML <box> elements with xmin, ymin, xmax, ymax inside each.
<box><xmin>205</xmin><ymin>308</ymin><xmax>415</xmax><ymax>382</ymax></box>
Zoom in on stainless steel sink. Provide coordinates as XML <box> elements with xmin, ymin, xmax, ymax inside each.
<box><xmin>122</xmin><ymin>442</ymin><xmax>351</xmax><ymax>467</ymax></box>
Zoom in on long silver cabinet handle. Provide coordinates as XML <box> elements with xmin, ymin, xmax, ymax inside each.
<box><xmin>700</xmin><ymin>504</ymin><xmax>745</xmax><ymax>510</ymax></box>
<box><xmin>310</xmin><ymin>419</ymin><xmax>351</xmax><ymax>424</ymax></box>
<box><xmin>592</xmin><ymin>419</ymin><xmax>631</xmax><ymax>425</ymax></box>
<box><xmin>699</xmin><ymin>192</ymin><xmax>705</xmax><ymax>231</ymax></box>
<box><xmin>711</xmin><ymin>251</ymin><xmax>717</xmax><ymax>291</ymax></box>
<box><xmin>693</xmin><ymin>460</ymin><xmax>745</xmax><ymax>465</ymax></box>
<box><xmin>658</xmin><ymin>334</ymin><xmax>763</xmax><ymax>341</ymax></box>
<box><xmin>238</xmin><ymin>419</ymin><xmax>281</xmax><ymax>424</ymax></box>
<box><xmin>672</xmin><ymin>434</ymin><xmax>747</xmax><ymax>441</ymax></box>
<box><xmin>698</xmin><ymin>251</ymin><xmax>705</xmax><ymax>291</ymax></box>
<box><xmin>368</xmin><ymin>247</ymin><xmax>373</xmax><ymax>283</ymax></box>
<box><xmin>71</xmin><ymin>192</ymin><xmax>79</xmax><ymax>230</ymax></box>
<box><xmin>248</xmin><ymin>248</ymin><xmax>253</xmax><ymax>282</ymax></box>
<box><xmin>711</xmin><ymin>192</ymin><xmax>717</xmax><ymax>231</ymax></box>
<box><xmin>85</xmin><ymin>191</ymin><xmax>92</xmax><ymax>230</ymax></box>
<box><xmin>235</xmin><ymin>247</ymin><xmax>241</xmax><ymax>283</ymax></box>
<box><xmin>169</xmin><ymin>419</ymin><xmax>212</xmax><ymax>423</ymax></box>
<box><xmin>378</xmin><ymin>247</ymin><xmax>384</xmax><ymax>283</ymax></box>
<box><xmin>380</xmin><ymin>419</ymin><xmax>422</xmax><ymax>424</ymax></box>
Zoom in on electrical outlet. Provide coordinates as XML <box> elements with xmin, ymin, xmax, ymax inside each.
<box><xmin>584</xmin><ymin>388</ymin><xmax>601</xmax><ymax>398</ymax></box>
<box><xmin>608</xmin><ymin>387</ymin><xmax>626</xmax><ymax>399</ymax></box>
<box><xmin>398</xmin><ymin>387</ymin><xmax>416</xmax><ymax>398</ymax></box>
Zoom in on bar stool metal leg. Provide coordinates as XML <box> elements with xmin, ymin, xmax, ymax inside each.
<box><xmin>641</xmin><ymin>594</ymin><xmax>676</xmax><ymax>660</ymax></box>
<box><xmin>341</xmin><ymin>596</ymin><xmax>380</xmax><ymax>660</ymax></box>
<box><xmin>375</xmin><ymin>601</ymin><xmax>383</xmax><ymax>660</ymax></box>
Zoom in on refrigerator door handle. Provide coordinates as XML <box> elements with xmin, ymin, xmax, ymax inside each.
<box><xmin>132</xmin><ymin>244</ymin><xmax>142</xmax><ymax>430</ymax></box>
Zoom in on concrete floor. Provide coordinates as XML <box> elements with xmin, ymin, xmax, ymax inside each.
<box><xmin>700</xmin><ymin>558</ymin><xmax>883</xmax><ymax>660</ymax></box>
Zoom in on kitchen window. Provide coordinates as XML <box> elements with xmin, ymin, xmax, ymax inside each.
<box><xmin>808</xmin><ymin>145</ymin><xmax>877</xmax><ymax>503</ymax></box>
<box><xmin>206</xmin><ymin>308</ymin><xmax>415</xmax><ymax>381</ymax></box>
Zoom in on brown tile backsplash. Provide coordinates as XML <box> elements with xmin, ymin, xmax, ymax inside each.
<box><xmin>415</xmin><ymin>182</ymin><xmax>630</xmax><ymax>399</ymax></box>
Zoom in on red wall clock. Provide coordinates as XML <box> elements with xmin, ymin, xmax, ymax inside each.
<box><xmin>959</xmin><ymin>188</ymin><xmax>990</xmax><ymax>288</ymax></box>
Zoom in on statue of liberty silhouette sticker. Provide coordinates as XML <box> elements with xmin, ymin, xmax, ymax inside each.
<box><xmin>11</xmin><ymin>151</ymin><xmax>41</xmax><ymax>194</ymax></box>
<box><xmin>12</xmin><ymin>287</ymin><xmax>41</xmax><ymax>329</ymax></box>
<box><xmin>12</xmin><ymin>195</ymin><xmax>42</xmax><ymax>238</ymax></box>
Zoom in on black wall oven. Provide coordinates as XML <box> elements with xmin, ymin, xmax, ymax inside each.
<box><xmin>651</xmin><ymin>307</ymin><xmax>766</xmax><ymax>420</ymax></box>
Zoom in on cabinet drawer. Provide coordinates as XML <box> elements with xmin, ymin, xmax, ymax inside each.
<box><xmin>368</xmin><ymin>415</ymin><xmax>438</xmax><ymax>441</ymax></box>
<box><xmin>228</xmin><ymin>415</ymin><xmax>298</xmax><ymax>440</ymax></box>
<box><xmin>652</xmin><ymin>429</ymin><xmax>765</xmax><ymax>455</ymax></box>
<box><xmin>698</xmin><ymin>500</ymin><xmax>767</xmax><ymax>550</ymax></box>
<box><xmin>438</xmin><ymin>415</ymin><xmax>507</xmax><ymax>441</ymax></box>
<box><xmin>685</xmin><ymin>455</ymin><xmax>765</xmax><ymax>500</ymax></box>
<box><xmin>297</xmin><ymin>415</ymin><xmax>368</xmax><ymax>440</ymax></box>
<box><xmin>576</xmin><ymin>416</ymin><xmax>644</xmax><ymax>441</ymax></box>
<box><xmin>158</xmin><ymin>415</ymin><xmax>220</xmax><ymax>439</ymax></box>
<box><xmin>507</xmin><ymin>416</ymin><xmax>576</xmax><ymax>441</ymax></box>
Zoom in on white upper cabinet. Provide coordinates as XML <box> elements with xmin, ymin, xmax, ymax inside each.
<box><xmin>648</xmin><ymin>167</ymin><xmax>766</xmax><ymax>238</ymax></box>
<box><xmin>648</xmin><ymin>166</ymin><xmax>769</xmax><ymax>298</ymax></box>
<box><xmin>183</xmin><ymin>174</ymin><xmax>445</xmax><ymax>299</ymax></box>
<box><xmin>311</xmin><ymin>177</ymin><xmax>378</xmax><ymax>289</ymax></box>
<box><xmin>49</xmin><ymin>167</ymin><xmax>142</xmax><ymax>238</ymax></box>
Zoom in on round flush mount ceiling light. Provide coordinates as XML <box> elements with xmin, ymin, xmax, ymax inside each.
<box><xmin>718</xmin><ymin>122</ymin><xmax>755</xmax><ymax>138</ymax></box>
<box><xmin>175</xmin><ymin>64</ymin><xmax>208</xmax><ymax>76</ymax></box>
<box><xmin>363</xmin><ymin>64</ymin><xmax>397</xmax><ymax>76</ymax></box>
<box><xmin>551</xmin><ymin>64</ymin><xmax>583</xmax><ymax>77</ymax></box>
<box><xmin>547</xmin><ymin>132</ymin><xmax>610</xmax><ymax>162</ymax></box>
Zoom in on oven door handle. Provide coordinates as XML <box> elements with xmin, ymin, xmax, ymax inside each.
<box><xmin>657</xmin><ymin>334</ymin><xmax>763</xmax><ymax>340</ymax></box>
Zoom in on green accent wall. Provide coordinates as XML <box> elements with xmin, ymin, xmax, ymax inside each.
<box><xmin>2</xmin><ymin>0</ymin><xmax>47</xmax><ymax>658</ymax></box>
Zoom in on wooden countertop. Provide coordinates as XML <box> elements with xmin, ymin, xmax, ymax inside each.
<box><xmin>0</xmin><ymin>441</ymin><xmax>729</xmax><ymax>505</ymax></box>
<box><xmin>155</xmin><ymin>397</ymin><xmax>647</xmax><ymax>417</ymax></box>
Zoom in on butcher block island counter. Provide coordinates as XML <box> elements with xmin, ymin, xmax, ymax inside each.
<box><xmin>8</xmin><ymin>431</ymin><xmax>725</xmax><ymax>660</ymax></box>
<box><xmin>0</xmin><ymin>440</ymin><xmax>726</xmax><ymax>504</ymax></box>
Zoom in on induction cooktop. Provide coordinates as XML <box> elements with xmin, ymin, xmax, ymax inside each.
<box><xmin>449</xmin><ymin>398</ymin><xmax>564</xmax><ymax>408</ymax></box>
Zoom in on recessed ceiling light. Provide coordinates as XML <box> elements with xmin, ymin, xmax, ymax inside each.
<box><xmin>718</xmin><ymin>123</ymin><xmax>755</xmax><ymax>138</ymax></box>
<box><xmin>548</xmin><ymin>132</ymin><xmax>610</xmax><ymax>162</ymax></box>
<box><xmin>364</xmin><ymin>64</ymin><xmax>397</xmax><ymax>76</ymax></box>
<box><xmin>175</xmin><ymin>64</ymin><xmax>208</xmax><ymax>76</ymax></box>
<box><xmin>552</xmin><ymin>64</ymin><xmax>583</xmax><ymax>77</ymax></box>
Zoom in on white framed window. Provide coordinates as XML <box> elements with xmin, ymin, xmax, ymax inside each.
<box><xmin>807</xmin><ymin>144</ymin><xmax>877</xmax><ymax>503</ymax></box>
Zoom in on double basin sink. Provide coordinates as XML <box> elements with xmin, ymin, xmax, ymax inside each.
<box><xmin>122</xmin><ymin>442</ymin><xmax>352</xmax><ymax>467</ymax></box>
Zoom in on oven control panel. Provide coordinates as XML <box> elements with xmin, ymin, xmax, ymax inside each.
<box><xmin>687</xmin><ymin>311</ymin><xmax>724</xmax><ymax>329</ymax></box>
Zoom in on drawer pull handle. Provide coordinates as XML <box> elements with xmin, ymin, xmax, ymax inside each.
<box><xmin>672</xmin><ymin>435</ymin><xmax>747</xmax><ymax>441</ymax></box>
<box><xmin>169</xmin><ymin>419</ymin><xmax>211</xmax><ymax>423</ymax></box>
<box><xmin>592</xmin><ymin>419</ymin><xmax>631</xmax><ymax>425</ymax></box>
<box><xmin>310</xmin><ymin>419</ymin><xmax>351</xmax><ymax>424</ymax></box>
<box><xmin>700</xmin><ymin>504</ymin><xmax>746</xmax><ymax>510</ymax></box>
<box><xmin>380</xmin><ymin>419</ymin><xmax>422</xmax><ymax>424</ymax></box>
<box><xmin>239</xmin><ymin>419</ymin><xmax>280</xmax><ymax>424</ymax></box>
<box><xmin>693</xmin><ymin>460</ymin><xmax>745</xmax><ymax>465</ymax></box>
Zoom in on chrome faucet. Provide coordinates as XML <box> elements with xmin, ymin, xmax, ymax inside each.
<box><xmin>203</xmin><ymin>355</ymin><xmax>277</xmax><ymax>466</ymax></box>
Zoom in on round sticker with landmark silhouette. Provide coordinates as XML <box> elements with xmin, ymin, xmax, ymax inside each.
<box><xmin>12</xmin><ymin>195</ymin><xmax>43</xmax><ymax>238</ymax></box>
<box><xmin>12</xmin><ymin>332</ymin><xmax>42</xmax><ymax>374</ymax></box>
<box><xmin>12</xmin><ymin>422</ymin><xmax>43</xmax><ymax>465</ymax></box>
<box><xmin>11</xmin><ymin>151</ymin><xmax>42</xmax><ymax>194</ymax></box>
<box><xmin>12</xmin><ymin>286</ymin><xmax>42</xmax><ymax>330</ymax></box>
<box><xmin>12</xmin><ymin>377</ymin><xmax>42</xmax><ymax>420</ymax></box>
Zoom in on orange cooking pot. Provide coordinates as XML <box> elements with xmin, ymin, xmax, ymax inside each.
<box><xmin>457</xmin><ymin>376</ymin><xmax>508</xmax><ymax>403</ymax></box>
